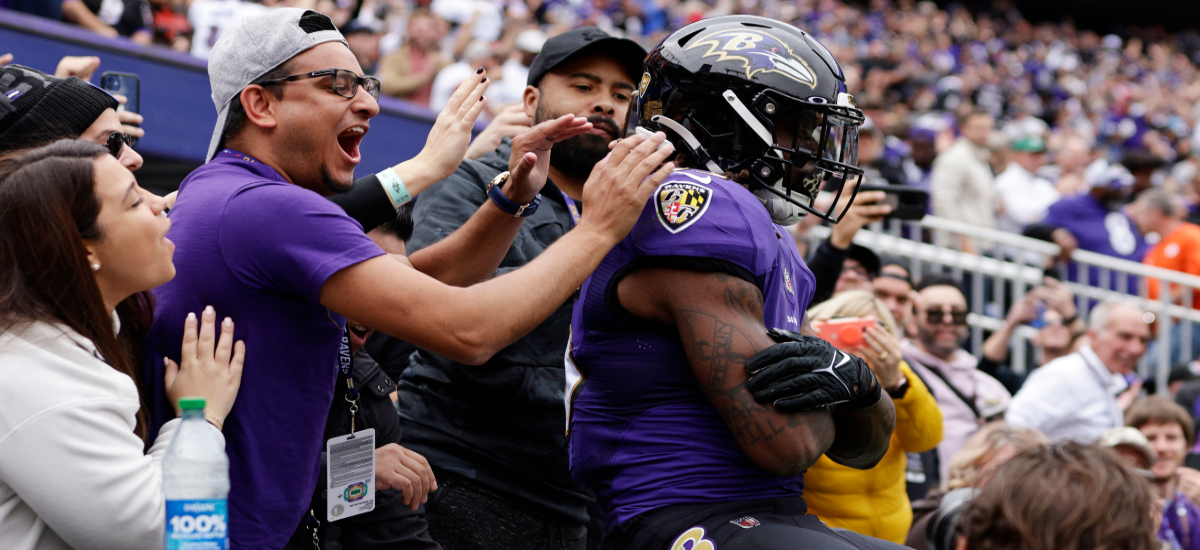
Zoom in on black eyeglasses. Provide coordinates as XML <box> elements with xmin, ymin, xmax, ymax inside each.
<box><xmin>925</xmin><ymin>308</ymin><xmax>969</xmax><ymax>325</ymax></box>
<box><xmin>106</xmin><ymin>132</ymin><xmax>132</xmax><ymax>158</ymax></box>
<box><xmin>259</xmin><ymin>68</ymin><xmax>381</xmax><ymax>101</ymax></box>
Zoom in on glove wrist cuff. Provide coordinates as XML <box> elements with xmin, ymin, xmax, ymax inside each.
<box><xmin>843</xmin><ymin>383</ymin><xmax>883</xmax><ymax>410</ymax></box>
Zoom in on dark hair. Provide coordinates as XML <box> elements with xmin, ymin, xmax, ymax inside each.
<box><xmin>220</xmin><ymin>62</ymin><xmax>292</xmax><ymax>148</ymax></box>
<box><xmin>1126</xmin><ymin>395</ymin><xmax>1196</xmax><ymax>448</ymax></box>
<box><xmin>915</xmin><ymin>273</ymin><xmax>965</xmax><ymax>295</ymax></box>
<box><xmin>0</xmin><ymin>140</ymin><xmax>152</xmax><ymax>440</ymax></box>
<box><xmin>955</xmin><ymin>442</ymin><xmax>1158</xmax><ymax>550</ymax></box>
<box><xmin>374</xmin><ymin>202</ymin><xmax>415</xmax><ymax>242</ymax></box>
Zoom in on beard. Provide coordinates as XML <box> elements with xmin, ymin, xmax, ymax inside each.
<box><xmin>535</xmin><ymin>100</ymin><xmax>618</xmax><ymax>181</ymax></box>
<box><xmin>322</xmin><ymin>165</ymin><xmax>355</xmax><ymax>195</ymax></box>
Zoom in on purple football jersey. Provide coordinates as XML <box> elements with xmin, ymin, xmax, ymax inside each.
<box><xmin>566</xmin><ymin>169</ymin><xmax>816</xmax><ymax>530</ymax></box>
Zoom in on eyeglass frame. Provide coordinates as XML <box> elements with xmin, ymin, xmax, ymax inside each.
<box><xmin>106</xmin><ymin>132</ymin><xmax>132</xmax><ymax>158</ymax></box>
<box><xmin>257</xmin><ymin>68</ymin><xmax>381</xmax><ymax>101</ymax></box>
<box><xmin>924</xmin><ymin>307</ymin><xmax>969</xmax><ymax>325</ymax></box>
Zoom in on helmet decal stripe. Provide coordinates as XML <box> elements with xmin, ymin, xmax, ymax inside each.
<box><xmin>683</xmin><ymin>29</ymin><xmax>818</xmax><ymax>88</ymax></box>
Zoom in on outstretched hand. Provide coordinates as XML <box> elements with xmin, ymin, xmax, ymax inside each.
<box><xmin>164</xmin><ymin>306</ymin><xmax>245</xmax><ymax>428</ymax></box>
<box><xmin>505</xmin><ymin>114</ymin><xmax>592</xmax><ymax>202</ymax></box>
<box><xmin>415</xmin><ymin>69</ymin><xmax>491</xmax><ymax>181</ymax></box>
<box><xmin>578</xmin><ymin>132</ymin><xmax>676</xmax><ymax>243</ymax></box>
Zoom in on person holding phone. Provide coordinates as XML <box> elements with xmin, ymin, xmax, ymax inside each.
<box><xmin>0</xmin><ymin>140</ymin><xmax>244</xmax><ymax>550</ymax></box>
<box><xmin>802</xmin><ymin>291</ymin><xmax>943</xmax><ymax>543</ymax></box>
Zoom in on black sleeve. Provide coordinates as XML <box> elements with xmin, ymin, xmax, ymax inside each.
<box><xmin>1022</xmin><ymin>222</ymin><xmax>1061</xmax><ymax>243</ymax></box>
<box><xmin>328</xmin><ymin>174</ymin><xmax>397</xmax><ymax>233</ymax></box>
<box><xmin>976</xmin><ymin>356</ymin><xmax>1025</xmax><ymax>395</ymax></box>
<box><xmin>806</xmin><ymin>237</ymin><xmax>850</xmax><ymax>305</ymax></box>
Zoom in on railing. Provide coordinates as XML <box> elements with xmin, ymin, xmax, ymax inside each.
<box><xmin>805</xmin><ymin>215</ymin><xmax>1200</xmax><ymax>394</ymax></box>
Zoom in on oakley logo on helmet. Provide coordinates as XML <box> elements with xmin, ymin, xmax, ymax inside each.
<box><xmin>684</xmin><ymin>30</ymin><xmax>818</xmax><ymax>88</ymax></box>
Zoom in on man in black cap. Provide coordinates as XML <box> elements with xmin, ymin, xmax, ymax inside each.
<box><xmin>384</xmin><ymin>27</ymin><xmax>645</xmax><ymax>550</ymax></box>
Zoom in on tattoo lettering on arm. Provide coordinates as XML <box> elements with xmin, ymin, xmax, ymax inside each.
<box><xmin>618</xmin><ymin>268</ymin><xmax>834</xmax><ymax>476</ymax></box>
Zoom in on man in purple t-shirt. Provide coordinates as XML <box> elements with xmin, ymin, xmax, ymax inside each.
<box><xmin>143</xmin><ymin>8</ymin><xmax>676</xmax><ymax>549</ymax></box>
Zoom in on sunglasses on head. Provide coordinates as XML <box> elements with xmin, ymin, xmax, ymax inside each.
<box><xmin>925</xmin><ymin>308</ymin><xmax>968</xmax><ymax>325</ymax></box>
<box><xmin>106</xmin><ymin>132</ymin><xmax>132</xmax><ymax>158</ymax></box>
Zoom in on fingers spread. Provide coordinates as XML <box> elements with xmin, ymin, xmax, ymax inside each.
<box><xmin>445</xmin><ymin>69</ymin><xmax>486</xmax><ymax>116</ymax></box>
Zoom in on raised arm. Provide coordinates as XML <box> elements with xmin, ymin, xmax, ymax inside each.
<box><xmin>319</xmin><ymin>133</ymin><xmax>675</xmax><ymax>365</ymax></box>
<box><xmin>616</xmin><ymin>268</ymin><xmax>835</xmax><ymax>477</ymax></box>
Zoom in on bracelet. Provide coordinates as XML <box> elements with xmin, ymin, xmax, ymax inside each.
<box><xmin>377</xmin><ymin>168</ymin><xmax>412</xmax><ymax>210</ymax></box>
<box><xmin>204</xmin><ymin>412</ymin><xmax>224</xmax><ymax>431</ymax></box>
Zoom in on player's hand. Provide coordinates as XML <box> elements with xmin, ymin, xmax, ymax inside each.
<box><xmin>375</xmin><ymin>444</ymin><xmax>438</xmax><ymax>510</ymax></box>
<box><xmin>110</xmin><ymin>94</ymin><xmax>145</xmax><ymax>139</ymax></box>
<box><xmin>164</xmin><ymin>306</ymin><xmax>245</xmax><ymax>427</ymax></box>
<box><xmin>578</xmin><ymin>132</ymin><xmax>675</xmax><ymax>243</ymax></box>
<box><xmin>54</xmin><ymin>55</ymin><xmax>100</xmax><ymax>80</ymax></box>
<box><xmin>466</xmin><ymin>103</ymin><xmax>533</xmax><ymax>160</ymax></box>
<box><xmin>415</xmin><ymin>68</ymin><xmax>490</xmax><ymax>181</ymax></box>
<box><xmin>744</xmin><ymin>328</ymin><xmax>882</xmax><ymax>413</ymax></box>
<box><xmin>504</xmin><ymin>114</ymin><xmax>592</xmax><ymax>203</ymax></box>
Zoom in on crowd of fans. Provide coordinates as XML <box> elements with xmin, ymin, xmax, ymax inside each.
<box><xmin>10</xmin><ymin>1</ymin><xmax>1200</xmax><ymax>550</ymax></box>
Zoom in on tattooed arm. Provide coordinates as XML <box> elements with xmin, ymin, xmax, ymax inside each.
<box><xmin>617</xmin><ymin>268</ymin><xmax>834</xmax><ymax>477</ymax></box>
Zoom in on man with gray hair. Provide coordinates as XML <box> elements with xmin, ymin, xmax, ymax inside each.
<box><xmin>1133</xmin><ymin>188</ymin><xmax>1200</xmax><ymax>363</ymax></box>
<box><xmin>1007</xmin><ymin>300</ymin><xmax>1151</xmax><ymax>442</ymax></box>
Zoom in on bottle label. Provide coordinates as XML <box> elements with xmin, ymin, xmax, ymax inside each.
<box><xmin>166</xmin><ymin>499</ymin><xmax>228</xmax><ymax>550</ymax></box>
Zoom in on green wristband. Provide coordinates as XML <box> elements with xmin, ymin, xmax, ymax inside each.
<box><xmin>377</xmin><ymin>168</ymin><xmax>411</xmax><ymax>209</ymax></box>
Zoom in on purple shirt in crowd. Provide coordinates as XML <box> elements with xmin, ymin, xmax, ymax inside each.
<box><xmin>1042</xmin><ymin>194</ymin><xmax>1147</xmax><ymax>292</ymax></box>
<box><xmin>567</xmin><ymin>169</ymin><xmax>816</xmax><ymax>530</ymax></box>
<box><xmin>144</xmin><ymin>149</ymin><xmax>384</xmax><ymax>550</ymax></box>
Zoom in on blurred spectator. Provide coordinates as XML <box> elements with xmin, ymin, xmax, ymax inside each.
<box><xmin>492</xmin><ymin>28</ymin><xmax>545</xmax><ymax>109</ymax></box>
<box><xmin>993</xmin><ymin>135</ymin><xmax>1059</xmax><ymax>237</ymax></box>
<box><xmin>1127</xmin><ymin>396</ymin><xmax>1200</xmax><ymax>550</ymax></box>
<box><xmin>61</xmin><ymin>0</ymin><xmax>153</xmax><ymax>45</ymax></box>
<box><xmin>344</xmin><ymin>19</ymin><xmax>384</xmax><ymax>74</ymax></box>
<box><xmin>1133</xmin><ymin>188</ymin><xmax>1200</xmax><ymax>363</ymax></box>
<box><xmin>1027</xmin><ymin>163</ymin><xmax>1148</xmax><ymax>289</ymax></box>
<box><xmin>1007</xmin><ymin>301</ymin><xmax>1150</xmax><ymax>443</ymax></box>
<box><xmin>378</xmin><ymin>9</ymin><xmax>451</xmax><ymax>106</ymax></box>
<box><xmin>1122</xmin><ymin>150</ymin><xmax>1168</xmax><ymax>203</ymax></box>
<box><xmin>803</xmin><ymin>291</ymin><xmax>942</xmax><ymax>544</ymax></box>
<box><xmin>187</xmin><ymin>0</ymin><xmax>269</xmax><ymax>60</ymax></box>
<box><xmin>873</xmin><ymin>258</ymin><xmax>917</xmax><ymax>337</ymax></box>
<box><xmin>902</xmin><ymin>127</ymin><xmax>937</xmax><ymax>194</ymax></box>
<box><xmin>954</xmin><ymin>442</ymin><xmax>1159</xmax><ymax>550</ymax></box>
<box><xmin>148</xmin><ymin>0</ymin><xmax>191</xmax><ymax>52</ymax></box>
<box><xmin>429</xmin><ymin>39</ymin><xmax>505</xmax><ymax>113</ymax></box>
<box><xmin>906</xmin><ymin>422</ymin><xmax>1048</xmax><ymax>550</ymax></box>
<box><xmin>931</xmin><ymin>109</ymin><xmax>995</xmax><ymax>253</ymax></box>
<box><xmin>1099</xmin><ymin>426</ymin><xmax>1157</xmax><ymax>475</ymax></box>
<box><xmin>1043</xmin><ymin>136</ymin><xmax>1093</xmax><ymax>196</ymax></box>
<box><xmin>903</xmin><ymin>275</ymin><xmax>1012</xmax><ymax>484</ymax></box>
<box><xmin>806</xmin><ymin>187</ymin><xmax>892</xmax><ymax>304</ymax></box>
<box><xmin>979</xmin><ymin>277</ymin><xmax>1084</xmax><ymax>393</ymax></box>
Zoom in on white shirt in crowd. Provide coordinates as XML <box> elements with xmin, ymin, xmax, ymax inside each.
<box><xmin>429</xmin><ymin>61</ymin><xmax>524</xmax><ymax>113</ymax></box>
<box><xmin>0</xmin><ymin>319</ymin><xmax>217</xmax><ymax>550</ymax></box>
<box><xmin>188</xmin><ymin>0</ymin><xmax>269</xmax><ymax>60</ymax></box>
<box><xmin>1006</xmin><ymin>345</ymin><xmax>1128</xmax><ymax>444</ymax></box>
<box><xmin>993</xmin><ymin>161</ymin><xmax>1060</xmax><ymax>235</ymax></box>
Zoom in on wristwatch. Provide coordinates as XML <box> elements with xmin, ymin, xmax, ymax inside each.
<box><xmin>487</xmin><ymin>171</ymin><xmax>541</xmax><ymax>218</ymax></box>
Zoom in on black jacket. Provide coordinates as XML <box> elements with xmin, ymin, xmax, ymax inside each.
<box><xmin>386</xmin><ymin>139</ymin><xmax>592</xmax><ymax>524</ymax></box>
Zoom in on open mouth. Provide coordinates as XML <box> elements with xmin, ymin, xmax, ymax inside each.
<box><xmin>337</xmin><ymin>126</ymin><xmax>366</xmax><ymax>162</ymax></box>
<box><xmin>348</xmin><ymin>323</ymin><xmax>370</xmax><ymax>338</ymax></box>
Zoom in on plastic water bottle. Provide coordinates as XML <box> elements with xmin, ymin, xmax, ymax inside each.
<box><xmin>163</xmin><ymin>397</ymin><xmax>230</xmax><ymax>550</ymax></box>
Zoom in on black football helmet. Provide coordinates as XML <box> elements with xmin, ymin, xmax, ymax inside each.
<box><xmin>631</xmin><ymin>15</ymin><xmax>865</xmax><ymax>224</ymax></box>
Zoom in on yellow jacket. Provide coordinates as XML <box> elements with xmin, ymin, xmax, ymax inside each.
<box><xmin>804</xmin><ymin>361</ymin><xmax>943</xmax><ymax>543</ymax></box>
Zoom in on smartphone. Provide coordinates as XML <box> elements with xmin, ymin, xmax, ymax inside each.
<box><xmin>1027</xmin><ymin>302</ymin><xmax>1047</xmax><ymax>329</ymax></box>
<box><xmin>811</xmin><ymin>317</ymin><xmax>878</xmax><ymax>351</ymax></box>
<box><xmin>858</xmin><ymin>183</ymin><xmax>929</xmax><ymax>221</ymax></box>
<box><xmin>100</xmin><ymin>71</ymin><xmax>140</xmax><ymax>147</ymax></box>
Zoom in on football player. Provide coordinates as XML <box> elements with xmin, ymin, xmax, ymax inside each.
<box><xmin>565</xmin><ymin>16</ymin><xmax>902</xmax><ymax>549</ymax></box>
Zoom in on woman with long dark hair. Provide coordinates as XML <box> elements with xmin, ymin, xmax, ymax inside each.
<box><xmin>0</xmin><ymin>140</ymin><xmax>244</xmax><ymax>550</ymax></box>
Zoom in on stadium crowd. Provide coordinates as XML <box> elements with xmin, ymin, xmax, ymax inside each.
<box><xmin>6</xmin><ymin>1</ymin><xmax>1200</xmax><ymax>550</ymax></box>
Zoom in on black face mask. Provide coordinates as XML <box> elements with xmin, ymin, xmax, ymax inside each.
<box><xmin>535</xmin><ymin>100</ymin><xmax>620</xmax><ymax>181</ymax></box>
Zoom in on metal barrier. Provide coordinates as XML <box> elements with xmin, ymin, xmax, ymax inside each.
<box><xmin>805</xmin><ymin>215</ymin><xmax>1200</xmax><ymax>394</ymax></box>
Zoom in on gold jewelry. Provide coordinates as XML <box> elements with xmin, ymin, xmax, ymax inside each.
<box><xmin>204</xmin><ymin>412</ymin><xmax>224</xmax><ymax>431</ymax></box>
<box><xmin>879</xmin><ymin>351</ymin><xmax>889</xmax><ymax>361</ymax></box>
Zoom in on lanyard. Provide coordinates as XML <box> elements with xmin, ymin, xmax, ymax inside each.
<box><xmin>338</xmin><ymin>329</ymin><xmax>360</xmax><ymax>435</ymax></box>
<box><xmin>561</xmin><ymin>191</ymin><xmax>580</xmax><ymax>228</ymax></box>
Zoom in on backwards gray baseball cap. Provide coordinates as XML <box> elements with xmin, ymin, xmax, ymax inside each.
<box><xmin>205</xmin><ymin>8</ymin><xmax>347</xmax><ymax>162</ymax></box>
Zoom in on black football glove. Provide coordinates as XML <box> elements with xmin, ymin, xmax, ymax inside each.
<box><xmin>744</xmin><ymin>328</ymin><xmax>882</xmax><ymax>413</ymax></box>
